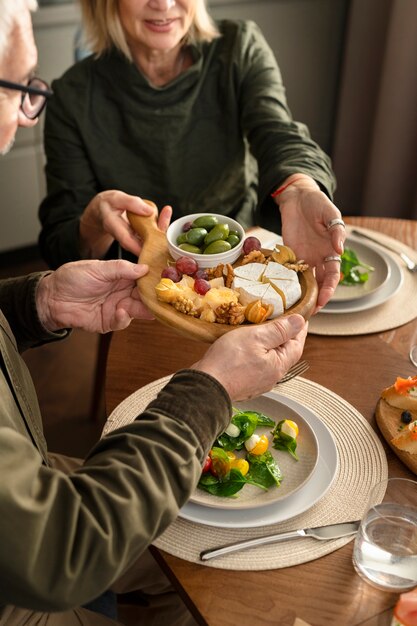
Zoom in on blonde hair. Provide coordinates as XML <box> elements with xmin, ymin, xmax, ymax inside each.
<box><xmin>0</xmin><ymin>0</ymin><xmax>37</xmax><ymax>58</ymax></box>
<box><xmin>79</xmin><ymin>0</ymin><xmax>219</xmax><ymax>59</ymax></box>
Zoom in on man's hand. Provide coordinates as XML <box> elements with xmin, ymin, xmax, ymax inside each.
<box><xmin>191</xmin><ymin>315</ymin><xmax>307</xmax><ymax>402</ymax></box>
<box><xmin>36</xmin><ymin>260</ymin><xmax>154</xmax><ymax>333</ymax></box>
<box><xmin>79</xmin><ymin>191</ymin><xmax>172</xmax><ymax>259</ymax></box>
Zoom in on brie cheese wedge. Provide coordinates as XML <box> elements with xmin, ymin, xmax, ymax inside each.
<box><xmin>233</xmin><ymin>281</ymin><xmax>284</xmax><ymax>318</ymax></box>
<box><xmin>266</xmin><ymin>278</ymin><xmax>302</xmax><ymax>309</ymax></box>
<box><xmin>262</xmin><ymin>262</ymin><xmax>298</xmax><ymax>282</ymax></box>
<box><xmin>233</xmin><ymin>262</ymin><xmax>265</xmax><ymax>282</ymax></box>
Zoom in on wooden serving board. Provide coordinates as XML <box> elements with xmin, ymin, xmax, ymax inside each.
<box><xmin>375</xmin><ymin>398</ymin><xmax>417</xmax><ymax>475</ymax></box>
<box><xmin>128</xmin><ymin>209</ymin><xmax>318</xmax><ymax>343</ymax></box>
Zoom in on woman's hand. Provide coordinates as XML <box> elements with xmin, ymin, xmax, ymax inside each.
<box><xmin>276</xmin><ymin>175</ymin><xmax>346</xmax><ymax>310</ymax></box>
<box><xmin>79</xmin><ymin>191</ymin><xmax>172</xmax><ymax>259</ymax></box>
<box><xmin>36</xmin><ymin>260</ymin><xmax>154</xmax><ymax>333</ymax></box>
<box><xmin>191</xmin><ymin>315</ymin><xmax>307</xmax><ymax>402</ymax></box>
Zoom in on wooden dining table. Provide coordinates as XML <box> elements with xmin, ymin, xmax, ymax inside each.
<box><xmin>105</xmin><ymin>216</ymin><xmax>417</xmax><ymax>626</ymax></box>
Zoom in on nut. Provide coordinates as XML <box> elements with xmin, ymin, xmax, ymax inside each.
<box><xmin>241</xmin><ymin>250</ymin><xmax>267</xmax><ymax>265</ymax></box>
<box><xmin>215</xmin><ymin>302</ymin><xmax>246</xmax><ymax>325</ymax></box>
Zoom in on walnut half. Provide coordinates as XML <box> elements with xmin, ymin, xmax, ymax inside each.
<box><xmin>214</xmin><ymin>302</ymin><xmax>246</xmax><ymax>325</ymax></box>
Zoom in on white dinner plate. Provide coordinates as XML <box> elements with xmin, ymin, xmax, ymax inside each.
<box><xmin>179</xmin><ymin>392</ymin><xmax>338</xmax><ymax>528</ymax></box>
<box><xmin>320</xmin><ymin>245</ymin><xmax>403</xmax><ymax>314</ymax></box>
<box><xmin>331</xmin><ymin>239</ymin><xmax>390</xmax><ymax>302</ymax></box>
<box><xmin>190</xmin><ymin>394</ymin><xmax>319</xmax><ymax>510</ymax></box>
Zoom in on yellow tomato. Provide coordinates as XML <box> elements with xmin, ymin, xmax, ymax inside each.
<box><xmin>231</xmin><ymin>458</ymin><xmax>249</xmax><ymax>476</ymax></box>
<box><xmin>226</xmin><ymin>451</ymin><xmax>237</xmax><ymax>461</ymax></box>
<box><xmin>249</xmin><ymin>434</ymin><xmax>269</xmax><ymax>455</ymax></box>
<box><xmin>282</xmin><ymin>420</ymin><xmax>299</xmax><ymax>438</ymax></box>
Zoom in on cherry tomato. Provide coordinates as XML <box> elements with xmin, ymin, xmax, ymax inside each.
<box><xmin>231</xmin><ymin>458</ymin><xmax>249</xmax><ymax>476</ymax></box>
<box><xmin>249</xmin><ymin>434</ymin><xmax>269</xmax><ymax>455</ymax></box>
<box><xmin>202</xmin><ymin>456</ymin><xmax>212</xmax><ymax>473</ymax></box>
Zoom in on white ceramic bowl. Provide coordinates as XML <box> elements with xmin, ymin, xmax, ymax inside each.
<box><xmin>166</xmin><ymin>213</ymin><xmax>245</xmax><ymax>269</ymax></box>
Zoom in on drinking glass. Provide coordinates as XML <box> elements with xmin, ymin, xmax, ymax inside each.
<box><xmin>352</xmin><ymin>477</ymin><xmax>417</xmax><ymax>592</ymax></box>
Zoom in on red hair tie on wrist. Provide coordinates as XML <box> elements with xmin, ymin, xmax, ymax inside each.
<box><xmin>271</xmin><ymin>175</ymin><xmax>309</xmax><ymax>198</ymax></box>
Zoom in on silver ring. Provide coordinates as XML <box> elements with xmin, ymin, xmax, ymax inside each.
<box><xmin>324</xmin><ymin>255</ymin><xmax>342</xmax><ymax>263</ymax></box>
<box><xmin>327</xmin><ymin>218</ymin><xmax>345</xmax><ymax>230</ymax></box>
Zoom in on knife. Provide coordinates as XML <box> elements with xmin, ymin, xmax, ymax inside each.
<box><xmin>199</xmin><ymin>520</ymin><xmax>360</xmax><ymax>561</ymax></box>
<box><xmin>350</xmin><ymin>229</ymin><xmax>417</xmax><ymax>271</ymax></box>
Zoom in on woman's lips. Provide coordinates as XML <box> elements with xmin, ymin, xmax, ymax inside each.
<box><xmin>144</xmin><ymin>18</ymin><xmax>178</xmax><ymax>33</ymax></box>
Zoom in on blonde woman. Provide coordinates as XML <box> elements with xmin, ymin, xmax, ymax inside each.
<box><xmin>39</xmin><ymin>0</ymin><xmax>345</xmax><ymax>309</ymax></box>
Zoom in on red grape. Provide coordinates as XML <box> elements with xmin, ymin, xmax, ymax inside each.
<box><xmin>243</xmin><ymin>236</ymin><xmax>262</xmax><ymax>255</ymax></box>
<box><xmin>176</xmin><ymin>256</ymin><xmax>198</xmax><ymax>275</ymax></box>
<box><xmin>161</xmin><ymin>266</ymin><xmax>182</xmax><ymax>282</ymax></box>
<box><xmin>193</xmin><ymin>269</ymin><xmax>209</xmax><ymax>280</ymax></box>
<box><xmin>194</xmin><ymin>278</ymin><xmax>211</xmax><ymax>295</ymax></box>
<box><xmin>182</xmin><ymin>221</ymin><xmax>193</xmax><ymax>232</ymax></box>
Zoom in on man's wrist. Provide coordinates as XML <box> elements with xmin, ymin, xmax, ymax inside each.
<box><xmin>35</xmin><ymin>273</ymin><xmax>58</xmax><ymax>332</ymax></box>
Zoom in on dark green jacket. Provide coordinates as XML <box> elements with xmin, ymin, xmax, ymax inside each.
<box><xmin>39</xmin><ymin>19</ymin><xmax>335</xmax><ymax>268</ymax></box>
<box><xmin>0</xmin><ymin>275</ymin><xmax>231</xmax><ymax>612</ymax></box>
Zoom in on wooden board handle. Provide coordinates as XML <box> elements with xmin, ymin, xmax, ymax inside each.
<box><xmin>127</xmin><ymin>200</ymin><xmax>167</xmax><ymax>267</ymax></box>
<box><xmin>127</xmin><ymin>199</ymin><xmax>160</xmax><ymax>243</ymax></box>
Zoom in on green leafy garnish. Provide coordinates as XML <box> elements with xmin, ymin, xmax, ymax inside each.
<box><xmin>247</xmin><ymin>451</ymin><xmax>283</xmax><ymax>488</ymax></box>
<box><xmin>215</xmin><ymin>409</ymin><xmax>274</xmax><ymax>451</ymax></box>
<box><xmin>339</xmin><ymin>248</ymin><xmax>374</xmax><ymax>286</ymax></box>
<box><xmin>271</xmin><ymin>420</ymin><xmax>298</xmax><ymax>460</ymax></box>
<box><xmin>198</xmin><ymin>469</ymin><xmax>248</xmax><ymax>497</ymax></box>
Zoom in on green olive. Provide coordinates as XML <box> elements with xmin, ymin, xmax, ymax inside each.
<box><xmin>176</xmin><ymin>232</ymin><xmax>188</xmax><ymax>245</ymax></box>
<box><xmin>204</xmin><ymin>223</ymin><xmax>230</xmax><ymax>246</ymax></box>
<box><xmin>203</xmin><ymin>240</ymin><xmax>232</xmax><ymax>254</ymax></box>
<box><xmin>192</xmin><ymin>215</ymin><xmax>219</xmax><ymax>230</ymax></box>
<box><xmin>226</xmin><ymin>234</ymin><xmax>240</xmax><ymax>249</ymax></box>
<box><xmin>228</xmin><ymin>229</ymin><xmax>241</xmax><ymax>239</ymax></box>
<box><xmin>185</xmin><ymin>227</ymin><xmax>207</xmax><ymax>246</ymax></box>
<box><xmin>178</xmin><ymin>243</ymin><xmax>202</xmax><ymax>253</ymax></box>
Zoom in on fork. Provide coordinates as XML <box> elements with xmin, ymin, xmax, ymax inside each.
<box><xmin>351</xmin><ymin>229</ymin><xmax>417</xmax><ymax>273</ymax></box>
<box><xmin>274</xmin><ymin>359</ymin><xmax>310</xmax><ymax>385</ymax></box>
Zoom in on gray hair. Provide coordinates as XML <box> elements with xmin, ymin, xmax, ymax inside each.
<box><xmin>0</xmin><ymin>0</ymin><xmax>37</xmax><ymax>58</ymax></box>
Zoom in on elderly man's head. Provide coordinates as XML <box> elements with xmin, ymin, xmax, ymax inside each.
<box><xmin>0</xmin><ymin>0</ymin><xmax>38</xmax><ymax>154</ymax></box>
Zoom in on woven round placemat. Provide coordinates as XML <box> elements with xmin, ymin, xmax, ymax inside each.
<box><xmin>309</xmin><ymin>227</ymin><xmax>417</xmax><ymax>336</ymax></box>
<box><xmin>103</xmin><ymin>375</ymin><xmax>387</xmax><ymax>570</ymax></box>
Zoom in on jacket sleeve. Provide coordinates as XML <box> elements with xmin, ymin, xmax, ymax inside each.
<box><xmin>236</xmin><ymin>21</ymin><xmax>336</xmax><ymax>224</ymax></box>
<box><xmin>0</xmin><ymin>369</ymin><xmax>231</xmax><ymax>611</ymax></box>
<box><xmin>0</xmin><ymin>274</ymin><xmax>69</xmax><ymax>352</ymax></box>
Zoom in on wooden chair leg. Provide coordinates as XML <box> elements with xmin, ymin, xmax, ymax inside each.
<box><xmin>89</xmin><ymin>332</ymin><xmax>113</xmax><ymax>421</ymax></box>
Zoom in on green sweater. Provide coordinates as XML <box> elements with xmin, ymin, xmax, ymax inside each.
<box><xmin>39</xmin><ymin>19</ymin><xmax>335</xmax><ymax>268</ymax></box>
<box><xmin>0</xmin><ymin>275</ymin><xmax>231</xmax><ymax>612</ymax></box>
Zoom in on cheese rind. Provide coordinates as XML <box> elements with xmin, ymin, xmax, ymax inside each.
<box><xmin>267</xmin><ymin>278</ymin><xmax>302</xmax><ymax>309</ymax></box>
<box><xmin>234</xmin><ymin>281</ymin><xmax>284</xmax><ymax>318</ymax></box>
<box><xmin>262</xmin><ymin>262</ymin><xmax>298</xmax><ymax>282</ymax></box>
<box><xmin>233</xmin><ymin>263</ymin><xmax>266</xmax><ymax>282</ymax></box>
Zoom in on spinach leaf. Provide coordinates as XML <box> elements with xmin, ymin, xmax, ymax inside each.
<box><xmin>339</xmin><ymin>247</ymin><xmax>374</xmax><ymax>286</ymax></box>
<box><xmin>216</xmin><ymin>412</ymin><xmax>259</xmax><ymax>451</ymax></box>
<box><xmin>247</xmin><ymin>451</ymin><xmax>283</xmax><ymax>488</ymax></box>
<box><xmin>198</xmin><ymin>468</ymin><xmax>248</xmax><ymax>497</ymax></box>
<box><xmin>271</xmin><ymin>420</ymin><xmax>299</xmax><ymax>460</ymax></box>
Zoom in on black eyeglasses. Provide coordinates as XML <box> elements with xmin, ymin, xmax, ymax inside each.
<box><xmin>0</xmin><ymin>77</ymin><xmax>52</xmax><ymax>120</ymax></box>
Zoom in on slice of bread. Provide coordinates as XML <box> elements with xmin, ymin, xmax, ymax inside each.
<box><xmin>392</xmin><ymin>422</ymin><xmax>417</xmax><ymax>453</ymax></box>
<box><xmin>380</xmin><ymin>376</ymin><xmax>417</xmax><ymax>410</ymax></box>
<box><xmin>375</xmin><ymin>398</ymin><xmax>417</xmax><ymax>475</ymax></box>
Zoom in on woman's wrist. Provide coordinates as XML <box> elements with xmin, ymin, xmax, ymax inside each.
<box><xmin>271</xmin><ymin>174</ymin><xmax>320</xmax><ymax>204</ymax></box>
<box><xmin>79</xmin><ymin>202</ymin><xmax>114</xmax><ymax>259</ymax></box>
